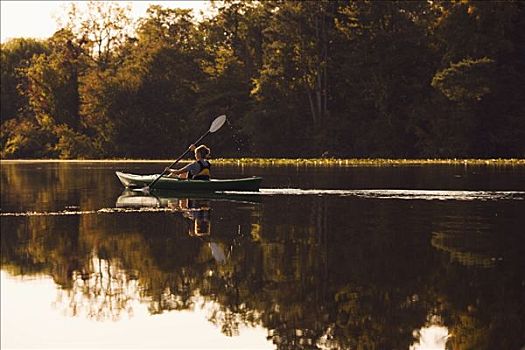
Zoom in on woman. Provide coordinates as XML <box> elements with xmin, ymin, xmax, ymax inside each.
<box><xmin>165</xmin><ymin>144</ymin><xmax>211</xmax><ymax>180</ymax></box>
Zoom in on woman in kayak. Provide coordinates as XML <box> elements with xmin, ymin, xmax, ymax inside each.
<box><xmin>165</xmin><ymin>144</ymin><xmax>211</xmax><ymax>180</ymax></box>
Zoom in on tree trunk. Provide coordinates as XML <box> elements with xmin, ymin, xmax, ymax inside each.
<box><xmin>308</xmin><ymin>91</ymin><xmax>317</xmax><ymax>124</ymax></box>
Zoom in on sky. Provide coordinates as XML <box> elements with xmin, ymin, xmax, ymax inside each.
<box><xmin>0</xmin><ymin>1</ymin><xmax>211</xmax><ymax>43</ymax></box>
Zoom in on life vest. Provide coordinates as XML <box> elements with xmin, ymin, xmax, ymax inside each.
<box><xmin>192</xmin><ymin>160</ymin><xmax>211</xmax><ymax>180</ymax></box>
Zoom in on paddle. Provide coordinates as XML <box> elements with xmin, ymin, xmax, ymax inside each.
<box><xmin>143</xmin><ymin>115</ymin><xmax>227</xmax><ymax>192</ymax></box>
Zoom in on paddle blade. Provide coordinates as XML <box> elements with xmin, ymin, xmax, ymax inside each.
<box><xmin>209</xmin><ymin>115</ymin><xmax>227</xmax><ymax>133</ymax></box>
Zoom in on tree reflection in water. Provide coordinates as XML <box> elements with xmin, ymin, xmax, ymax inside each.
<box><xmin>55</xmin><ymin>254</ymin><xmax>140</xmax><ymax>321</ymax></box>
<box><xmin>2</xmin><ymin>184</ymin><xmax>524</xmax><ymax>349</ymax></box>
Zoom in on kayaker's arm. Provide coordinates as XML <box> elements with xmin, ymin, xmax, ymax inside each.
<box><xmin>165</xmin><ymin>145</ymin><xmax>196</xmax><ymax>177</ymax></box>
<box><xmin>165</xmin><ymin>164</ymin><xmax>192</xmax><ymax>178</ymax></box>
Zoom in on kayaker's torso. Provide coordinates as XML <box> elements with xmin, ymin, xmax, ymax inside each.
<box><xmin>184</xmin><ymin>160</ymin><xmax>211</xmax><ymax>180</ymax></box>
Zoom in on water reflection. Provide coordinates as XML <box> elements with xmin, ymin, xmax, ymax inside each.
<box><xmin>1</xmin><ymin>162</ymin><xmax>525</xmax><ymax>349</ymax></box>
<box><xmin>56</xmin><ymin>254</ymin><xmax>141</xmax><ymax>321</ymax></box>
<box><xmin>1</xmin><ymin>271</ymin><xmax>273</xmax><ymax>349</ymax></box>
<box><xmin>410</xmin><ymin>324</ymin><xmax>449</xmax><ymax>350</ymax></box>
<box><xmin>116</xmin><ymin>190</ymin><xmax>214</xmax><ymax>236</ymax></box>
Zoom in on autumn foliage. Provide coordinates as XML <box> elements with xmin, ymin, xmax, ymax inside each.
<box><xmin>1</xmin><ymin>1</ymin><xmax>524</xmax><ymax>159</ymax></box>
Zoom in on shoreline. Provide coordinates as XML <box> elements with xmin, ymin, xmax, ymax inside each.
<box><xmin>1</xmin><ymin>158</ymin><xmax>524</xmax><ymax>166</ymax></box>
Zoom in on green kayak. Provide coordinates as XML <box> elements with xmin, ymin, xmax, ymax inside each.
<box><xmin>115</xmin><ymin>171</ymin><xmax>262</xmax><ymax>192</ymax></box>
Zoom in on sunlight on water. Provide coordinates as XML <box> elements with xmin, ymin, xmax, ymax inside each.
<box><xmin>410</xmin><ymin>325</ymin><xmax>449</xmax><ymax>350</ymax></box>
<box><xmin>0</xmin><ymin>271</ymin><xmax>274</xmax><ymax>349</ymax></box>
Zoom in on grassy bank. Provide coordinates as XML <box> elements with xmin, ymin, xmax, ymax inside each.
<box><xmin>215</xmin><ymin>158</ymin><xmax>525</xmax><ymax>166</ymax></box>
<box><xmin>2</xmin><ymin>158</ymin><xmax>524</xmax><ymax>166</ymax></box>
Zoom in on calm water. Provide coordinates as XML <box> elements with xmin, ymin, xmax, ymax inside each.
<box><xmin>1</xmin><ymin>161</ymin><xmax>525</xmax><ymax>349</ymax></box>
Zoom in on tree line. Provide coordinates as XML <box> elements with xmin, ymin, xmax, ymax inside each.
<box><xmin>1</xmin><ymin>0</ymin><xmax>524</xmax><ymax>159</ymax></box>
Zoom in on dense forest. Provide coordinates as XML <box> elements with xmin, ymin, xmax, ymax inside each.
<box><xmin>1</xmin><ymin>0</ymin><xmax>524</xmax><ymax>159</ymax></box>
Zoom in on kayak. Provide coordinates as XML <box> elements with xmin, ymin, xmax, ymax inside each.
<box><xmin>115</xmin><ymin>171</ymin><xmax>262</xmax><ymax>192</ymax></box>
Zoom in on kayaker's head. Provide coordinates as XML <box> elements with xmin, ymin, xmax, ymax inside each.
<box><xmin>195</xmin><ymin>145</ymin><xmax>210</xmax><ymax>160</ymax></box>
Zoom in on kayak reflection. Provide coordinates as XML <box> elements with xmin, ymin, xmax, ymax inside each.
<box><xmin>115</xmin><ymin>189</ymin><xmax>261</xmax><ymax>208</ymax></box>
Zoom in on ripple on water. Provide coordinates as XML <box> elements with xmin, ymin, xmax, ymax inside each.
<box><xmin>251</xmin><ymin>188</ymin><xmax>525</xmax><ymax>201</ymax></box>
<box><xmin>1</xmin><ymin>189</ymin><xmax>523</xmax><ymax>217</ymax></box>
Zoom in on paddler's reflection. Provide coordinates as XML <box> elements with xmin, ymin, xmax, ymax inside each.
<box><xmin>115</xmin><ymin>191</ymin><xmax>230</xmax><ymax>264</ymax></box>
<box><xmin>168</xmin><ymin>198</ymin><xmax>211</xmax><ymax>236</ymax></box>
<box><xmin>167</xmin><ymin>198</ymin><xmax>228</xmax><ymax>264</ymax></box>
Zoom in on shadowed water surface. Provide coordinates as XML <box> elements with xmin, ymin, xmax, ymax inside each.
<box><xmin>1</xmin><ymin>161</ymin><xmax>525</xmax><ymax>349</ymax></box>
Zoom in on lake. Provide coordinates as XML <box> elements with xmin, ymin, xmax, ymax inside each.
<box><xmin>1</xmin><ymin>161</ymin><xmax>524</xmax><ymax>349</ymax></box>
